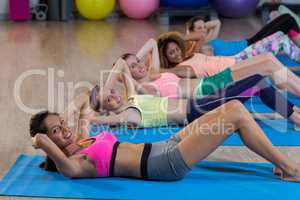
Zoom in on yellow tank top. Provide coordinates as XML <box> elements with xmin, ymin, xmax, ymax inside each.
<box><xmin>128</xmin><ymin>95</ymin><xmax>168</xmax><ymax>128</ymax></box>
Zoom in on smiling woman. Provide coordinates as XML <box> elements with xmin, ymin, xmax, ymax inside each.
<box><xmin>157</xmin><ymin>32</ymin><xmax>300</xmax><ymax>97</ymax></box>
<box><xmin>30</xmin><ymin>101</ymin><xmax>300</xmax><ymax>182</ymax></box>
<box><xmin>30</xmin><ymin>111</ymin><xmax>77</xmax><ymax>154</ymax></box>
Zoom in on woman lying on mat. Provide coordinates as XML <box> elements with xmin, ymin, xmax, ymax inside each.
<box><xmin>184</xmin><ymin>12</ymin><xmax>300</xmax><ymax>56</ymax></box>
<box><xmin>30</xmin><ymin>100</ymin><xmax>300</xmax><ymax>182</ymax></box>
<box><xmin>85</xmin><ymin>59</ymin><xmax>300</xmax><ymax>129</ymax></box>
<box><xmin>160</xmin><ymin>30</ymin><xmax>300</xmax><ymax>66</ymax></box>
<box><xmin>123</xmin><ymin>38</ymin><xmax>300</xmax><ymax>98</ymax></box>
<box><xmin>158</xmin><ymin>30</ymin><xmax>300</xmax><ymax>71</ymax></box>
<box><xmin>183</xmin><ymin>30</ymin><xmax>300</xmax><ymax>63</ymax></box>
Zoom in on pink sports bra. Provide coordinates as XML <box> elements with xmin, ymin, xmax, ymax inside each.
<box><xmin>145</xmin><ymin>72</ymin><xmax>181</xmax><ymax>98</ymax></box>
<box><xmin>179</xmin><ymin>53</ymin><xmax>236</xmax><ymax>77</ymax></box>
<box><xmin>79</xmin><ymin>131</ymin><xmax>119</xmax><ymax>177</ymax></box>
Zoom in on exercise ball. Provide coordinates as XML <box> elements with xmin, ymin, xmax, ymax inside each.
<box><xmin>76</xmin><ymin>0</ymin><xmax>116</xmax><ymax>20</ymax></box>
<box><xmin>119</xmin><ymin>0</ymin><xmax>159</xmax><ymax>20</ymax></box>
<box><xmin>160</xmin><ymin>0</ymin><xmax>209</xmax><ymax>8</ymax></box>
<box><xmin>212</xmin><ymin>0</ymin><xmax>259</xmax><ymax>18</ymax></box>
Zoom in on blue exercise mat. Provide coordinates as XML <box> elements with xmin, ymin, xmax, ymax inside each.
<box><xmin>1</xmin><ymin>154</ymin><xmax>300</xmax><ymax>200</ymax></box>
<box><xmin>89</xmin><ymin>119</ymin><xmax>300</xmax><ymax>146</ymax></box>
<box><xmin>277</xmin><ymin>55</ymin><xmax>300</xmax><ymax>75</ymax></box>
<box><xmin>277</xmin><ymin>55</ymin><xmax>300</xmax><ymax>67</ymax></box>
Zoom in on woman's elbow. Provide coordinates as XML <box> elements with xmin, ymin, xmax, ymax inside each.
<box><xmin>149</xmin><ymin>38</ymin><xmax>156</xmax><ymax>44</ymax></box>
<box><xmin>178</xmin><ymin>68</ymin><xmax>197</xmax><ymax>78</ymax></box>
<box><xmin>58</xmin><ymin>165</ymin><xmax>82</xmax><ymax>178</ymax></box>
<box><xmin>62</xmin><ymin>170</ymin><xmax>81</xmax><ymax>179</ymax></box>
<box><xmin>63</xmin><ymin>172</ymin><xmax>76</xmax><ymax>178</ymax></box>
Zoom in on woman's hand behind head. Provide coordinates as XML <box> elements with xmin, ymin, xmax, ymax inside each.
<box><xmin>31</xmin><ymin>133</ymin><xmax>50</xmax><ymax>149</ymax></box>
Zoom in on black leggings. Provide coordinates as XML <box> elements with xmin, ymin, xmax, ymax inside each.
<box><xmin>247</xmin><ymin>14</ymin><xmax>299</xmax><ymax>45</ymax></box>
<box><xmin>186</xmin><ymin>74</ymin><xmax>295</xmax><ymax>123</ymax></box>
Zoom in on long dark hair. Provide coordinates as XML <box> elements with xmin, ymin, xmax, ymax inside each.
<box><xmin>157</xmin><ymin>32</ymin><xmax>187</xmax><ymax>69</ymax></box>
<box><xmin>29</xmin><ymin>110</ymin><xmax>59</xmax><ymax>172</ymax></box>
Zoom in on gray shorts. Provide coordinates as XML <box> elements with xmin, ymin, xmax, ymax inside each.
<box><xmin>147</xmin><ymin>136</ymin><xmax>191</xmax><ymax>181</ymax></box>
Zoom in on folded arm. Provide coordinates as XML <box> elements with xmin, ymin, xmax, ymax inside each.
<box><xmin>90</xmin><ymin>109</ymin><xmax>140</xmax><ymax>127</ymax></box>
<box><xmin>61</xmin><ymin>92</ymin><xmax>91</xmax><ymax>140</ymax></box>
<box><xmin>184</xmin><ymin>32</ymin><xmax>206</xmax><ymax>42</ymax></box>
<box><xmin>33</xmin><ymin>134</ymin><xmax>96</xmax><ymax>178</ymax></box>
<box><xmin>161</xmin><ymin>65</ymin><xmax>198</xmax><ymax>78</ymax></box>
<box><xmin>114</xmin><ymin>58</ymin><xmax>155</xmax><ymax>96</ymax></box>
<box><xmin>205</xmin><ymin>19</ymin><xmax>221</xmax><ymax>41</ymax></box>
<box><xmin>136</xmin><ymin>38</ymin><xmax>160</xmax><ymax>72</ymax></box>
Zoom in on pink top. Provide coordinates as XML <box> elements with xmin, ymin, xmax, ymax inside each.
<box><xmin>179</xmin><ymin>53</ymin><xmax>236</xmax><ymax>77</ymax></box>
<box><xmin>144</xmin><ymin>73</ymin><xmax>181</xmax><ymax>98</ymax></box>
<box><xmin>288</xmin><ymin>30</ymin><xmax>299</xmax><ymax>39</ymax></box>
<box><xmin>79</xmin><ymin>131</ymin><xmax>118</xmax><ymax>177</ymax></box>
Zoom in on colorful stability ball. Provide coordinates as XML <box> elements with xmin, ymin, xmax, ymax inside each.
<box><xmin>160</xmin><ymin>0</ymin><xmax>209</xmax><ymax>8</ymax></box>
<box><xmin>119</xmin><ymin>0</ymin><xmax>159</xmax><ymax>20</ymax></box>
<box><xmin>76</xmin><ymin>0</ymin><xmax>116</xmax><ymax>20</ymax></box>
<box><xmin>212</xmin><ymin>0</ymin><xmax>259</xmax><ymax>18</ymax></box>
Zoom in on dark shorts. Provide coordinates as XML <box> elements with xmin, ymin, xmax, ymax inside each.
<box><xmin>147</xmin><ymin>136</ymin><xmax>191</xmax><ymax>181</ymax></box>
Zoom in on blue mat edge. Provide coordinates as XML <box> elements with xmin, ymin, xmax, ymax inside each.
<box><xmin>0</xmin><ymin>154</ymin><xmax>298</xmax><ymax>199</ymax></box>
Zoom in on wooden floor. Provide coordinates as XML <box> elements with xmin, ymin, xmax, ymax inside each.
<box><xmin>1</xmin><ymin>16</ymin><xmax>300</xmax><ymax>200</ymax></box>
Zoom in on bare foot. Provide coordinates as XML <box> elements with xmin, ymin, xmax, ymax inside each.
<box><xmin>293</xmin><ymin>107</ymin><xmax>300</xmax><ymax>112</ymax></box>
<box><xmin>273</xmin><ymin>166</ymin><xmax>283</xmax><ymax>176</ymax></box>
<box><xmin>280</xmin><ymin>167</ymin><xmax>300</xmax><ymax>182</ymax></box>
<box><xmin>281</xmin><ymin>175</ymin><xmax>300</xmax><ymax>182</ymax></box>
<box><xmin>294</xmin><ymin>124</ymin><xmax>300</xmax><ymax>131</ymax></box>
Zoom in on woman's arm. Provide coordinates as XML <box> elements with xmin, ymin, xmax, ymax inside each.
<box><xmin>89</xmin><ymin>112</ymin><xmax>127</xmax><ymax>127</ymax></box>
<box><xmin>183</xmin><ymin>32</ymin><xmax>206</xmax><ymax>42</ymax></box>
<box><xmin>90</xmin><ymin>109</ymin><xmax>140</xmax><ymax>127</ymax></box>
<box><xmin>205</xmin><ymin>19</ymin><xmax>221</xmax><ymax>40</ymax></box>
<box><xmin>104</xmin><ymin>58</ymin><xmax>128</xmax><ymax>90</ymax></box>
<box><xmin>121</xmin><ymin>61</ymin><xmax>157</xmax><ymax>95</ymax></box>
<box><xmin>112</xmin><ymin>58</ymin><xmax>138</xmax><ymax>97</ymax></box>
<box><xmin>32</xmin><ymin>134</ymin><xmax>96</xmax><ymax>178</ymax></box>
<box><xmin>160</xmin><ymin>65</ymin><xmax>198</xmax><ymax>78</ymax></box>
<box><xmin>61</xmin><ymin>92</ymin><xmax>91</xmax><ymax>140</ymax></box>
<box><xmin>136</xmin><ymin>38</ymin><xmax>160</xmax><ymax>72</ymax></box>
<box><xmin>106</xmin><ymin>59</ymin><xmax>152</xmax><ymax>97</ymax></box>
<box><xmin>114</xmin><ymin>58</ymin><xmax>158</xmax><ymax>96</ymax></box>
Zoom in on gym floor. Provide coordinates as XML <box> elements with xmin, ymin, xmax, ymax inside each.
<box><xmin>1</xmin><ymin>15</ymin><xmax>300</xmax><ymax>200</ymax></box>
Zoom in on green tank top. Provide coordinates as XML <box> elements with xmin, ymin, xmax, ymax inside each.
<box><xmin>128</xmin><ymin>95</ymin><xmax>168</xmax><ymax>128</ymax></box>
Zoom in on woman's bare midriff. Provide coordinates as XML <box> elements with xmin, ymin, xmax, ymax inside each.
<box><xmin>114</xmin><ymin>142</ymin><xmax>145</xmax><ymax>178</ymax></box>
